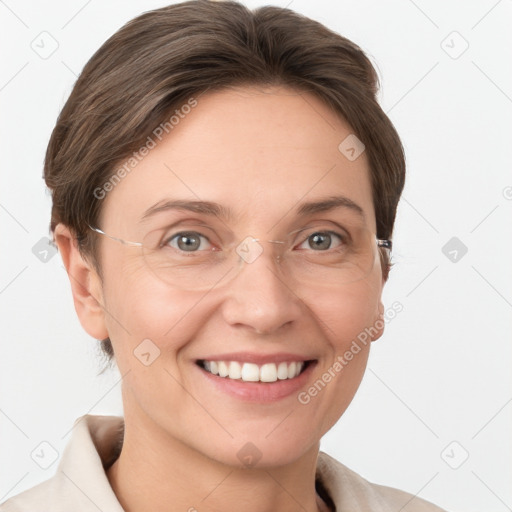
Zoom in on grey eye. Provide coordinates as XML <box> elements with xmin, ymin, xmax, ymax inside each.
<box><xmin>299</xmin><ymin>231</ymin><xmax>343</xmax><ymax>251</ymax></box>
<box><xmin>167</xmin><ymin>232</ymin><xmax>210</xmax><ymax>252</ymax></box>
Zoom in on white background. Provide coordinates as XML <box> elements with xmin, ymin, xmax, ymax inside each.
<box><xmin>1</xmin><ymin>1</ymin><xmax>511</xmax><ymax>511</ymax></box>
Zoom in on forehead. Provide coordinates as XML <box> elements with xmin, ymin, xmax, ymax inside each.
<box><xmin>100</xmin><ymin>85</ymin><xmax>375</xmax><ymax>232</ymax></box>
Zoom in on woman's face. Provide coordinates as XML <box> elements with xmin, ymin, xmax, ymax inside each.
<box><xmin>90</xmin><ymin>85</ymin><xmax>385</xmax><ymax>467</ymax></box>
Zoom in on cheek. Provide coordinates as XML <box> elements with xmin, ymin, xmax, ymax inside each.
<box><xmin>305</xmin><ymin>279</ymin><xmax>382</xmax><ymax>351</ymax></box>
<box><xmin>301</xmin><ymin>283</ymin><xmax>381</xmax><ymax>431</ymax></box>
<box><xmin>101</xmin><ymin>254</ymin><xmax>201</xmax><ymax>360</ymax></box>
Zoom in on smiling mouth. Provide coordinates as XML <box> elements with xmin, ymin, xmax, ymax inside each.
<box><xmin>196</xmin><ymin>359</ymin><xmax>314</xmax><ymax>383</ymax></box>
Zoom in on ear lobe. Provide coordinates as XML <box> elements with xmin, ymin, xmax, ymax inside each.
<box><xmin>371</xmin><ymin>300</ymin><xmax>385</xmax><ymax>342</ymax></box>
<box><xmin>54</xmin><ymin>224</ymin><xmax>109</xmax><ymax>340</ymax></box>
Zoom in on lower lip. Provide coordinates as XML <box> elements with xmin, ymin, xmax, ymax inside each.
<box><xmin>197</xmin><ymin>361</ymin><xmax>317</xmax><ymax>403</ymax></box>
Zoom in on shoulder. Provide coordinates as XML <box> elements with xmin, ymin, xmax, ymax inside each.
<box><xmin>317</xmin><ymin>451</ymin><xmax>449</xmax><ymax>511</ymax></box>
<box><xmin>0</xmin><ymin>479</ymin><xmax>61</xmax><ymax>512</ymax></box>
<box><xmin>0</xmin><ymin>415</ymin><xmax>125</xmax><ymax>512</ymax></box>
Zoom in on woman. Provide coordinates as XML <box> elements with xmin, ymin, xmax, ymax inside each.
<box><xmin>1</xmin><ymin>1</ymin><xmax>448</xmax><ymax>510</ymax></box>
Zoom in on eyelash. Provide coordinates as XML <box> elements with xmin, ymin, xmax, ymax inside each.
<box><xmin>162</xmin><ymin>229</ymin><xmax>347</xmax><ymax>253</ymax></box>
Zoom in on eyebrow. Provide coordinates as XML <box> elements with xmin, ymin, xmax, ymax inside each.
<box><xmin>140</xmin><ymin>195</ymin><xmax>365</xmax><ymax>223</ymax></box>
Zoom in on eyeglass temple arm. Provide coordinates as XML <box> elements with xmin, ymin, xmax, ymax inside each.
<box><xmin>88</xmin><ymin>225</ymin><xmax>142</xmax><ymax>247</ymax></box>
<box><xmin>377</xmin><ymin>239</ymin><xmax>392</xmax><ymax>250</ymax></box>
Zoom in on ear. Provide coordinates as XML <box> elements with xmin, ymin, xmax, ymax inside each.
<box><xmin>371</xmin><ymin>299</ymin><xmax>385</xmax><ymax>342</ymax></box>
<box><xmin>54</xmin><ymin>224</ymin><xmax>109</xmax><ymax>340</ymax></box>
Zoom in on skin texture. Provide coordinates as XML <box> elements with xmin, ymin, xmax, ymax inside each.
<box><xmin>55</xmin><ymin>85</ymin><xmax>385</xmax><ymax>512</ymax></box>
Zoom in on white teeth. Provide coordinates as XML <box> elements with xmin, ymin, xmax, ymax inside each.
<box><xmin>277</xmin><ymin>362</ymin><xmax>289</xmax><ymax>380</ymax></box>
<box><xmin>201</xmin><ymin>360</ymin><xmax>306</xmax><ymax>382</ymax></box>
<box><xmin>241</xmin><ymin>363</ymin><xmax>260</xmax><ymax>382</ymax></box>
<box><xmin>218</xmin><ymin>361</ymin><xmax>229</xmax><ymax>377</ymax></box>
<box><xmin>260</xmin><ymin>363</ymin><xmax>278</xmax><ymax>383</ymax></box>
<box><xmin>228</xmin><ymin>361</ymin><xmax>242</xmax><ymax>379</ymax></box>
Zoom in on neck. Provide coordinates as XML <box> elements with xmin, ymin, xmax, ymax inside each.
<box><xmin>106</xmin><ymin>408</ymin><xmax>331</xmax><ymax>512</ymax></box>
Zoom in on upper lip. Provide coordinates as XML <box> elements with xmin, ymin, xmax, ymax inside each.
<box><xmin>196</xmin><ymin>352</ymin><xmax>317</xmax><ymax>365</ymax></box>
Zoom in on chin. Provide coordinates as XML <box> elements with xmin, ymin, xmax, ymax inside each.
<box><xmin>201</xmin><ymin>427</ymin><xmax>319</xmax><ymax>470</ymax></box>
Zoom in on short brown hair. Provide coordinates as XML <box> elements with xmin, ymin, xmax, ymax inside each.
<box><xmin>44</xmin><ymin>0</ymin><xmax>406</xmax><ymax>363</ymax></box>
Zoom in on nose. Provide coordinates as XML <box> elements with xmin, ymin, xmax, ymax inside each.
<box><xmin>220</xmin><ymin>239</ymin><xmax>304</xmax><ymax>335</ymax></box>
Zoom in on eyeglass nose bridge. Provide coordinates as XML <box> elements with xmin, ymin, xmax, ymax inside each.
<box><xmin>251</xmin><ymin>239</ymin><xmax>286</xmax><ymax>243</ymax></box>
<box><xmin>247</xmin><ymin>238</ymin><xmax>287</xmax><ymax>263</ymax></box>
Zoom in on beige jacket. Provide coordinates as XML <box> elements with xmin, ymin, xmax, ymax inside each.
<box><xmin>0</xmin><ymin>415</ymin><xmax>448</xmax><ymax>511</ymax></box>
